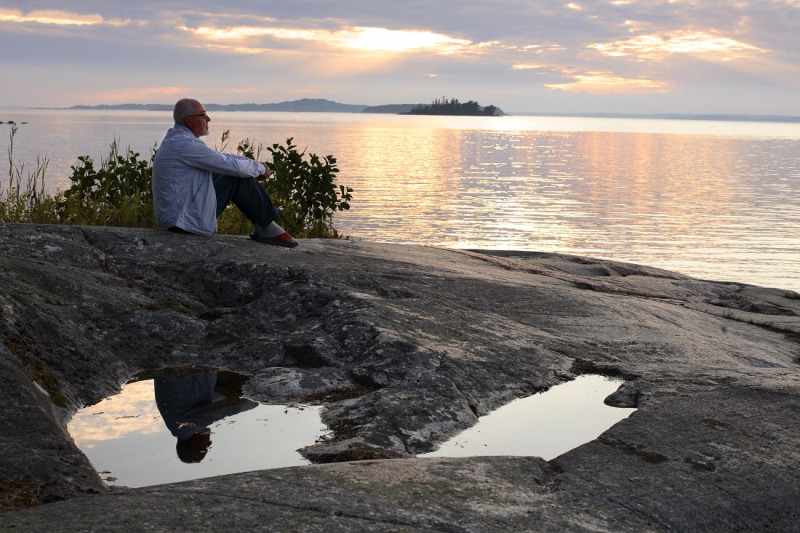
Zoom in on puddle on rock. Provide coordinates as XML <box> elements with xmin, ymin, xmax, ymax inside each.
<box><xmin>70</xmin><ymin>372</ymin><xmax>634</xmax><ymax>486</ymax></box>
<box><xmin>419</xmin><ymin>375</ymin><xmax>636</xmax><ymax>461</ymax></box>
<box><xmin>68</xmin><ymin>369</ymin><xmax>328</xmax><ymax>488</ymax></box>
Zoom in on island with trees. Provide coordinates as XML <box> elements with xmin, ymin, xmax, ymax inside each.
<box><xmin>402</xmin><ymin>97</ymin><xmax>504</xmax><ymax>116</ymax></box>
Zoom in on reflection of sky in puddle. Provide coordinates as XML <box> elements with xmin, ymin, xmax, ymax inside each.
<box><xmin>70</xmin><ymin>373</ymin><xmax>633</xmax><ymax>487</ymax></box>
<box><xmin>68</xmin><ymin>374</ymin><xmax>328</xmax><ymax>488</ymax></box>
<box><xmin>419</xmin><ymin>375</ymin><xmax>635</xmax><ymax>461</ymax></box>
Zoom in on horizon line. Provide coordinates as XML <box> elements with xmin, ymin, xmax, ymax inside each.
<box><xmin>1</xmin><ymin>100</ymin><xmax>799</xmax><ymax>123</ymax></box>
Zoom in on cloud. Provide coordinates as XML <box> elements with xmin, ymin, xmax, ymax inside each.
<box><xmin>545</xmin><ymin>71</ymin><xmax>671</xmax><ymax>94</ymax></box>
<box><xmin>0</xmin><ymin>7</ymin><xmax>132</xmax><ymax>26</ymax></box>
<box><xmin>178</xmin><ymin>22</ymin><xmax>482</xmax><ymax>56</ymax></box>
<box><xmin>589</xmin><ymin>30</ymin><xmax>765</xmax><ymax>61</ymax></box>
<box><xmin>0</xmin><ymin>0</ymin><xmax>797</xmax><ymax>113</ymax></box>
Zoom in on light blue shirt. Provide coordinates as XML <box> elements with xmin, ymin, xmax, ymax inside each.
<box><xmin>152</xmin><ymin>125</ymin><xmax>265</xmax><ymax>236</ymax></box>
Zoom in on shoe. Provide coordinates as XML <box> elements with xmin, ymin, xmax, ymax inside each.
<box><xmin>250</xmin><ymin>231</ymin><xmax>299</xmax><ymax>248</ymax></box>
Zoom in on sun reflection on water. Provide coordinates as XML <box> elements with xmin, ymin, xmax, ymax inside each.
<box><xmin>328</xmin><ymin>124</ymin><xmax>799</xmax><ymax>291</ymax></box>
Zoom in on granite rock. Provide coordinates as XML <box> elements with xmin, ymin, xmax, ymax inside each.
<box><xmin>1</xmin><ymin>224</ymin><xmax>799</xmax><ymax>531</ymax></box>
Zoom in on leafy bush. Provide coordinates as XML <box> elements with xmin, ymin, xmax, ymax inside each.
<box><xmin>58</xmin><ymin>140</ymin><xmax>157</xmax><ymax>228</ymax></box>
<box><xmin>267</xmin><ymin>138</ymin><xmax>352</xmax><ymax>237</ymax></box>
<box><xmin>235</xmin><ymin>136</ymin><xmax>352</xmax><ymax>238</ymax></box>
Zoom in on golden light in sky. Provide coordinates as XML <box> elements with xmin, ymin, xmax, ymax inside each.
<box><xmin>189</xmin><ymin>25</ymin><xmax>317</xmax><ymax>41</ymax></box>
<box><xmin>184</xmin><ymin>24</ymin><xmax>473</xmax><ymax>54</ymax></box>
<box><xmin>0</xmin><ymin>8</ymin><xmax>103</xmax><ymax>25</ymax></box>
<box><xmin>545</xmin><ymin>72</ymin><xmax>671</xmax><ymax>94</ymax></box>
<box><xmin>337</xmin><ymin>27</ymin><xmax>471</xmax><ymax>53</ymax></box>
<box><xmin>589</xmin><ymin>31</ymin><xmax>764</xmax><ymax>60</ymax></box>
<box><xmin>512</xmin><ymin>64</ymin><xmax>549</xmax><ymax>70</ymax></box>
<box><xmin>0</xmin><ymin>8</ymin><xmax>131</xmax><ymax>26</ymax></box>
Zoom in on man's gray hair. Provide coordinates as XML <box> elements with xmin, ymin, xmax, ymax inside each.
<box><xmin>173</xmin><ymin>98</ymin><xmax>198</xmax><ymax>124</ymax></box>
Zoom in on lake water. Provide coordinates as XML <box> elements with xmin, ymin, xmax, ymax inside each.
<box><xmin>2</xmin><ymin>109</ymin><xmax>798</xmax><ymax>291</ymax></box>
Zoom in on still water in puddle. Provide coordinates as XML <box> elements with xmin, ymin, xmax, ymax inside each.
<box><xmin>69</xmin><ymin>373</ymin><xmax>633</xmax><ymax>487</ymax></box>
<box><xmin>68</xmin><ymin>371</ymin><xmax>328</xmax><ymax>488</ymax></box>
<box><xmin>420</xmin><ymin>375</ymin><xmax>635</xmax><ymax>461</ymax></box>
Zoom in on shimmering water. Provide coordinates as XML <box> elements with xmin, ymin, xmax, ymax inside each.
<box><xmin>2</xmin><ymin>109</ymin><xmax>798</xmax><ymax>290</ymax></box>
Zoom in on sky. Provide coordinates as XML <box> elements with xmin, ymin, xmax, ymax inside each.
<box><xmin>1</xmin><ymin>1</ymin><xmax>799</xmax><ymax>115</ymax></box>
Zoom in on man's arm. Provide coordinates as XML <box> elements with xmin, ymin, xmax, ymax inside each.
<box><xmin>180</xmin><ymin>136</ymin><xmax>265</xmax><ymax>178</ymax></box>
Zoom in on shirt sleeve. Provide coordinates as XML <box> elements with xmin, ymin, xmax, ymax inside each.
<box><xmin>180</xmin><ymin>137</ymin><xmax>265</xmax><ymax>178</ymax></box>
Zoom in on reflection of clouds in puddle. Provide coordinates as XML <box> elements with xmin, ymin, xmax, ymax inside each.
<box><xmin>69</xmin><ymin>381</ymin><xmax>163</xmax><ymax>447</ymax></box>
<box><xmin>68</xmin><ymin>379</ymin><xmax>329</xmax><ymax>488</ymax></box>
<box><xmin>419</xmin><ymin>375</ymin><xmax>635</xmax><ymax>461</ymax></box>
<box><xmin>71</xmin><ymin>374</ymin><xmax>634</xmax><ymax>486</ymax></box>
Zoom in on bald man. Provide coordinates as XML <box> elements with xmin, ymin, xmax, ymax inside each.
<box><xmin>152</xmin><ymin>98</ymin><xmax>298</xmax><ymax>247</ymax></box>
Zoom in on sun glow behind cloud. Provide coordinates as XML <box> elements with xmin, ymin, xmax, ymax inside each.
<box><xmin>183</xmin><ymin>24</ymin><xmax>474</xmax><ymax>54</ymax></box>
<box><xmin>545</xmin><ymin>72</ymin><xmax>671</xmax><ymax>94</ymax></box>
<box><xmin>336</xmin><ymin>27</ymin><xmax>471</xmax><ymax>53</ymax></box>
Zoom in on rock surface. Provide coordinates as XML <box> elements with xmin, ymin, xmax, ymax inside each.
<box><xmin>1</xmin><ymin>223</ymin><xmax>799</xmax><ymax>531</ymax></box>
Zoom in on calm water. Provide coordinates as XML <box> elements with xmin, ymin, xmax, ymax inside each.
<box><xmin>68</xmin><ymin>372</ymin><xmax>630</xmax><ymax>486</ymax></box>
<box><xmin>68</xmin><ymin>375</ymin><xmax>326</xmax><ymax>487</ymax></box>
<box><xmin>419</xmin><ymin>375</ymin><xmax>633</xmax><ymax>461</ymax></box>
<box><xmin>2</xmin><ymin>109</ymin><xmax>799</xmax><ymax>291</ymax></box>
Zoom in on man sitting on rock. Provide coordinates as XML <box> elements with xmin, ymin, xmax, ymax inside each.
<box><xmin>152</xmin><ymin>98</ymin><xmax>298</xmax><ymax>247</ymax></box>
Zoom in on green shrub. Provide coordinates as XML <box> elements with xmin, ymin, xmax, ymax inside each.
<box><xmin>233</xmin><ymin>136</ymin><xmax>352</xmax><ymax>238</ymax></box>
<box><xmin>58</xmin><ymin>140</ymin><xmax>157</xmax><ymax>228</ymax></box>
<box><xmin>265</xmin><ymin>138</ymin><xmax>352</xmax><ymax>237</ymax></box>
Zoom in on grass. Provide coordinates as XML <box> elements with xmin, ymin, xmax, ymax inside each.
<box><xmin>0</xmin><ymin>476</ymin><xmax>45</xmax><ymax>513</ymax></box>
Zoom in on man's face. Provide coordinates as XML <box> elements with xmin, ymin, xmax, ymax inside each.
<box><xmin>185</xmin><ymin>102</ymin><xmax>210</xmax><ymax>138</ymax></box>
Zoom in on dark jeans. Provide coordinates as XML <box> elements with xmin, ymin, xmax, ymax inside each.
<box><xmin>212</xmin><ymin>174</ymin><xmax>278</xmax><ymax>227</ymax></box>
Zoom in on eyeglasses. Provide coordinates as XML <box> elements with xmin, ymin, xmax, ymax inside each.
<box><xmin>187</xmin><ymin>112</ymin><xmax>210</xmax><ymax>120</ymax></box>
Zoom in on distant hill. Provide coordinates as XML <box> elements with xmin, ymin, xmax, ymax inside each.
<box><xmin>210</xmin><ymin>99</ymin><xmax>367</xmax><ymax>113</ymax></box>
<box><xmin>70</xmin><ymin>99</ymin><xmax>367</xmax><ymax>113</ymax></box>
<box><xmin>69</xmin><ymin>103</ymin><xmax>173</xmax><ymax>111</ymax></box>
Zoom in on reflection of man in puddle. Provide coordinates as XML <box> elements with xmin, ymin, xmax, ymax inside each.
<box><xmin>153</xmin><ymin>371</ymin><xmax>257</xmax><ymax>463</ymax></box>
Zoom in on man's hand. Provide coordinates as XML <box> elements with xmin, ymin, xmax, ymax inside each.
<box><xmin>257</xmin><ymin>163</ymin><xmax>272</xmax><ymax>182</ymax></box>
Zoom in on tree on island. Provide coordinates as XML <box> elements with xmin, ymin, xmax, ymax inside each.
<box><xmin>403</xmin><ymin>97</ymin><xmax>503</xmax><ymax>116</ymax></box>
